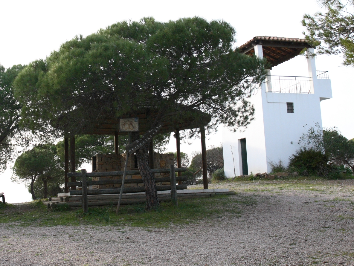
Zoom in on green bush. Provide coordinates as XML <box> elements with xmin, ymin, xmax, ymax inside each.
<box><xmin>269</xmin><ymin>160</ymin><xmax>287</xmax><ymax>173</ymax></box>
<box><xmin>181</xmin><ymin>168</ymin><xmax>197</xmax><ymax>185</ymax></box>
<box><xmin>288</xmin><ymin>148</ymin><xmax>331</xmax><ymax>177</ymax></box>
<box><xmin>212</xmin><ymin>168</ymin><xmax>225</xmax><ymax>181</ymax></box>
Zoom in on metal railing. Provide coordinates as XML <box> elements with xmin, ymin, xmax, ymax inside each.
<box><xmin>317</xmin><ymin>70</ymin><xmax>329</xmax><ymax>79</ymax></box>
<box><xmin>267</xmin><ymin>75</ymin><xmax>313</xmax><ymax>94</ymax></box>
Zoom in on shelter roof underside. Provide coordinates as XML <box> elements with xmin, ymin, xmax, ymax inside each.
<box><xmin>238</xmin><ymin>36</ymin><xmax>313</xmax><ymax>68</ymax></box>
<box><xmin>56</xmin><ymin>107</ymin><xmax>211</xmax><ymax>136</ymax></box>
<box><xmin>89</xmin><ymin>110</ymin><xmax>211</xmax><ymax>135</ymax></box>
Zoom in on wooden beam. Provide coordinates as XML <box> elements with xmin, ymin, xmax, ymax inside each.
<box><xmin>70</xmin><ymin>135</ymin><xmax>76</xmax><ymax>190</ymax></box>
<box><xmin>170</xmin><ymin>164</ymin><xmax>177</xmax><ymax>206</ymax></box>
<box><xmin>81</xmin><ymin>169</ymin><xmax>88</xmax><ymax>213</ymax></box>
<box><xmin>64</xmin><ymin>137</ymin><xmax>69</xmax><ymax>193</ymax></box>
<box><xmin>175</xmin><ymin>130</ymin><xmax>181</xmax><ymax>172</ymax></box>
<box><xmin>70</xmin><ymin>184</ymin><xmax>188</xmax><ymax>195</ymax></box>
<box><xmin>200</xmin><ymin>126</ymin><xmax>208</xmax><ymax>189</ymax></box>
<box><xmin>175</xmin><ymin>130</ymin><xmax>182</xmax><ymax>184</ymax></box>
<box><xmin>67</xmin><ymin>167</ymin><xmax>188</xmax><ymax>178</ymax></box>
<box><xmin>114</xmin><ymin>131</ymin><xmax>119</xmax><ymax>155</ymax></box>
<box><xmin>149</xmin><ymin>139</ymin><xmax>154</xmax><ymax>169</ymax></box>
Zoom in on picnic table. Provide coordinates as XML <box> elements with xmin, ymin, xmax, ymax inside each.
<box><xmin>0</xmin><ymin>192</ymin><xmax>4</xmax><ymax>203</ymax></box>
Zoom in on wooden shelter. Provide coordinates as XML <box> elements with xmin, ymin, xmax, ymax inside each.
<box><xmin>62</xmin><ymin>106</ymin><xmax>211</xmax><ymax>193</ymax></box>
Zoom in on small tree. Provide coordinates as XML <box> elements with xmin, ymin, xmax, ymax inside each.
<box><xmin>302</xmin><ymin>0</ymin><xmax>354</xmax><ymax>65</ymax></box>
<box><xmin>323</xmin><ymin>128</ymin><xmax>354</xmax><ymax>172</ymax></box>
<box><xmin>297</xmin><ymin>125</ymin><xmax>354</xmax><ymax>173</ymax></box>
<box><xmin>190</xmin><ymin>146</ymin><xmax>224</xmax><ymax>179</ymax></box>
<box><xmin>12</xmin><ymin>144</ymin><xmax>63</xmax><ymax>199</ymax></box>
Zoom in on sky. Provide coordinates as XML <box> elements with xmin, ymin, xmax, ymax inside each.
<box><xmin>0</xmin><ymin>0</ymin><xmax>353</xmax><ymax>203</ymax></box>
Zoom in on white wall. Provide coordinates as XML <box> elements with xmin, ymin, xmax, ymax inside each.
<box><xmin>223</xmin><ymin>46</ymin><xmax>332</xmax><ymax>177</ymax></box>
<box><xmin>223</xmin><ymin>85</ymin><xmax>268</xmax><ymax>177</ymax></box>
<box><xmin>262</xmin><ymin>93</ymin><xmax>323</xmax><ymax>169</ymax></box>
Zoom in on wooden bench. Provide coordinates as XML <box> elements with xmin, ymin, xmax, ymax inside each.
<box><xmin>67</xmin><ymin>165</ymin><xmax>186</xmax><ymax>212</ymax></box>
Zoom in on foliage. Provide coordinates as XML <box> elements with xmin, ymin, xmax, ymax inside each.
<box><xmin>298</xmin><ymin>125</ymin><xmax>354</xmax><ymax>172</ymax></box>
<box><xmin>12</xmin><ymin>144</ymin><xmax>63</xmax><ymax>200</ymax></box>
<box><xmin>14</xmin><ymin>17</ymin><xmax>266</xmax><ymax>137</ymax></box>
<box><xmin>56</xmin><ymin>135</ymin><xmax>114</xmax><ymax>168</ymax></box>
<box><xmin>302</xmin><ymin>0</ymin><xmax>354</xmax><ymax>65</ymax></box>
<box><xmin>288</xmin><ymin>148</ymin><xmax>331</xmax><ymax>176</ymax></box>
<box><xmin>180</xmin><ymin>168</ymin><xmax>197</xmax><ymax>185</ymax></box>
<box><xmin>298</xmin><ymin>123</ymin><xmax>325</xmax><ymax>152</ymax></box>
<box><xmin>171</xmin><ymin>151</ymin><xmax>190</xmax><ymax>168</ymax></box>
<box><xmin>212</xmin><ymin>168</ymin><xmax>225</xmax><ymax>181</ymax></box>
<box><xmin>269</xmin><ymin>160</ymin><xmax>287</xmax><ymax>173</ymax></box>
<box><xmin>323</xmin><ymin>128</ymin><xmax>354</xmax><ymax>172</ymax></box>
<box><xmin>153</xmin><ymin>133</ymin><xmax>171</xmax><ymax>153</ymax></box>
<box><xmin>0</xmin><ymin>64</ymin><xmax>26</xmax><ymax>171</ymax></box>
<box><xmin>190</xmin><ymin>146</ymin><xmax>224</xmax><ymax>178</ymax></box>
<box><xmin>31</xmin><ymin>179</ymin><xmax>63</xmax><ymax>199</ymax></box>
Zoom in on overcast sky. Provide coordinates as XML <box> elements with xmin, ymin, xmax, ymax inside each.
<box><xmin>1</xmin><ymin>0</ymin><xmax>353</xmax><ymax>202</ymax></box>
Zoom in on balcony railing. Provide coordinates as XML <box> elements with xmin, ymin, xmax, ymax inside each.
<box><xmin>267</xmin><ymin>75</ymin><xmax>313</xmax><ymax>94</ymax></box>
<box><xmin>317</xmin><ymin>70</ymin><xmax>329</xmax><ymax>79</ymax></box>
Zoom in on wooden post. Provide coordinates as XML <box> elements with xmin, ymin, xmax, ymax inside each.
<box><xmin>70</xmin><ymin>135</ymin><xmax>76</xmax><ymax>190</ymax></box>
<box><xmin>114</xmin><ymin>131</ymin><xmax>119</xmax><ymax>155</ymax></box>
<box><xmin>170</xmin><ymin>164</ymin><xmax>177</xmax><ymax>206</ymax></box>
<box><xmin>116</xmin><ymin>153</ymin><xmax>130</xmax><ymax>214</ymax></box>
<box><xmin>81</xmin><ymin>169</ymin><xmax>88</xmax><ymax>213</ymax></box>
<box><xmin>149</xmin><ymin>139</ymin><xmax>154</xmax><ymax>169</ymax></box>
<box><xmin>200</xmin><ymin>126</ymin><xmax>208</xmax><ymax>189</ymax></box>
<box><xmin>175</xmin><ymin>130</ymin><xmax>182</xmax><ymax>184</ymax></box>
<box><xmin>64</xmin><ymin>136</ymin><xmax>69</xmax><ymax>193</ymax></box>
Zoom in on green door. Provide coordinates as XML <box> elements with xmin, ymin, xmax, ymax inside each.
<box><xmin>240</xmin><ymin>138</ymin><xmax>248</xmax><ymax>175</ymax></box>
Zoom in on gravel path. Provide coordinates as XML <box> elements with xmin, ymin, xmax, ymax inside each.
<box><xmin>1</xmin><ymin>180</ymin><xmax>354</xmax><ymax>265</ymax></box>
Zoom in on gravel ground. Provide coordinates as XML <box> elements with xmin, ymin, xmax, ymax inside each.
<box><xmin>1</xmin><ymin>179</ymin><xmax>354</xmax><ymax>265</ymax></box>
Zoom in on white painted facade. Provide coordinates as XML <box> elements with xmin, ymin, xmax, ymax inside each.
<box><xmin>223</xmin><ymin>44</ymin><xmax>332</xmax><ymax>177</ymax></box>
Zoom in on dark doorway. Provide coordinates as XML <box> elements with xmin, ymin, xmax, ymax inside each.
<box><xmin>240</xmin><ymin>138</ymin><xmax>248</xmax><ymax>175</ymax></box>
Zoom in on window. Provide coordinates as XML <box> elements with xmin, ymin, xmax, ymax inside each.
<box><xmin>287</xmin><ymin>102</ymin><xmax>294</xmax><ymax>113</ymax></box>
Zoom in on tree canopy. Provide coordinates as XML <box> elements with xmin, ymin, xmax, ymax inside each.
<box><xmin>0</xmin><ymin>64</ymin><xmax>25</xmax><ymax>171</ymax></box>
<box><xmin>302</xmin><ymin>0</ymin><xmax>354</xmax><ymax>65</ymax></box>
<box><xmin>12</xmin><ymin>144</ymin><xmax>63</xmax><ymax>200</ymax></box>
<box><xmin>14</xmin><ymin>17</ymin><xmax>266</xmax><ymax>136</ymax></box>
<box><xmin>190</xmin><ymin>146</ymin><xmax>224</xmax><ymax>178</ymax></box>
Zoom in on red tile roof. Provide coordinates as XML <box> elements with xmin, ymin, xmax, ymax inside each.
<box><xmin>238</xmin><ymin>36</ymin><xmax>314</xmax><ymax>68</ymax></box>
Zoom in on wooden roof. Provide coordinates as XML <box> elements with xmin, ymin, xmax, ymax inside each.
<box><xmin>89</xmin><ymin>108</ymin><xmax>211</xmax><ymax>135</ymax></box>
<box><xmin>238</xmin><ymin>36</ymin><xmax>314</xmax><ymax>68</ymax></box>
<box><xmin>56</xmin><ymin>106</ymin><xmax>211</xmax><ymax>136</ymax></box>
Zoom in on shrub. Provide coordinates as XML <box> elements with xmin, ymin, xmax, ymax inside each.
<box><xmin>269</xmin><ymin>160</ymin><xmax>287</xmax><ymax>173</ymax></box>
<box><xmin>288</xmin><ymin>148</ymin><xmax>331</xmax><ymax>176</ymax></box>
<box><xmin>212</xmin><ymin>168</ymin><xmax>225</xmax><ymax>181</ymax></box>
<box><xmin>181</xmin><ymin>168</ymin><xmax>197</xmax><ymax>185</ymax></box>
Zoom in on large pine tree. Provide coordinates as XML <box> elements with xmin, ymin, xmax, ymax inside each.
<box><xmin>14</xmin><ymin>17</ymin><xmax>266</xmax><ymax>209</ymax></box>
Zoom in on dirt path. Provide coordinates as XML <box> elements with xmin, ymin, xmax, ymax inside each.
<box><xmin>0</xmin><ymin>179</ymin><xmax>354</xmax><ymax>265</ymax></box>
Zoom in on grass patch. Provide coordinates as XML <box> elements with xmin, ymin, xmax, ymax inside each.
<box><xmin>0</xmin><ymin>195</ymin><xmax>253</xmax><ymax>228</ymax></box>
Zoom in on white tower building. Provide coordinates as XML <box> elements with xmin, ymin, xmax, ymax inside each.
<box><xmin>223</xmin><ymin>36</ymin><xmax>332</xmax><ymax>177</ymax></box>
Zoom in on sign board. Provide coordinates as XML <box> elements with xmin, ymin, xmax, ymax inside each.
<box><xmin>119</xmin><ymin>118</ymin><xmax>139</xmax><ymax>132</ymax></box>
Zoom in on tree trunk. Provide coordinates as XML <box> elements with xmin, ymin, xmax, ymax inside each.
<box><xmin>43</xmin><ymin>178</ymin><xmax>48</xmax><ymax>199</ymax></box>
<box><xmin>136</xmin><ymin>143</ymin><xmax>159</xmax><ymax>210</ymax></box>
<box><xmin>30</xmin><ymin>177</ymin><xmax>36</xmax><ymax>200</ymax></box>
